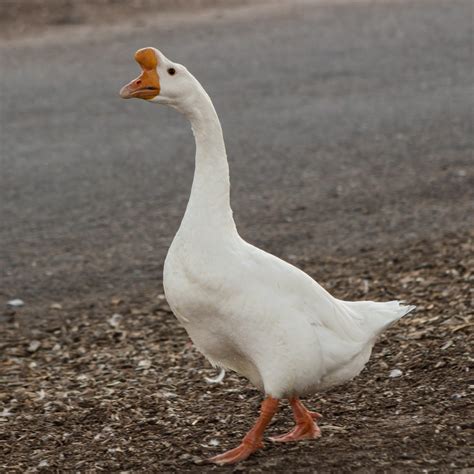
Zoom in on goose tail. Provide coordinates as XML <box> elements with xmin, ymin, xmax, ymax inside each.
<box><xmin>344</xmin><ymin>300</ymin><xmax>416</xmax><ymax>337</ymax></box>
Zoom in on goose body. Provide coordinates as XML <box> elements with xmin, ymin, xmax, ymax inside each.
<box><xmin>165</xmin><ymin>226</ymin><xmax>409</xmax><ymax>397</ymax></box>
<box><xmin>120</xmin><ymin>46</ymin><xmax>415</xmax><ymax>464</ymax></box>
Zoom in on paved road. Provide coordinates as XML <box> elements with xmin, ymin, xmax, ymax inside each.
<box><xmin>1</xmin><ymin>0</ymin><xmax>472</xmax><ymax>306</ymax></box>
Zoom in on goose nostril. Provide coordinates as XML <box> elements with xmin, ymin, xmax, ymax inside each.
<box><xmin>136</xmin><ymin>80</ymin><xmax>142</xmax><ymax>85</ymax></box>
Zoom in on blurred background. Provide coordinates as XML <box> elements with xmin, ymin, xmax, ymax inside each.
<box><xmin>1</xmin><ymin>0</ymin><xmax>472</xmax><ymax>305</ymax></box>
<box><xmin>1</xmin><ymin>0</ymin><xmax>472</xmax><ymax>471</ymax></box>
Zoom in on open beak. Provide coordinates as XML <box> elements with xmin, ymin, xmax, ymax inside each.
<box><xmin>119</xmin><ymin>48</ymin><xmax>160</xmax><ymax>100</ymax></box>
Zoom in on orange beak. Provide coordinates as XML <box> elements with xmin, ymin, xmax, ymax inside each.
<box><xmin>120</xmin><ymin>48</ymin><xmax>160</xmax><ymax>100</ymax></box>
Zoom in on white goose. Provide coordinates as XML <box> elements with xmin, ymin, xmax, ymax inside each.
<box><xmin>120</xmin><ymin>47</ymin><xmax>415</xmax><ymax>465</ymax></box>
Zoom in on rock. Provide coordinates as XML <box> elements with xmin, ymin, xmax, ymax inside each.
<box><xmin>107</xmin><ymin>313</ymin><xmax>123</xmax><ymax>328</ymax></box>
<box><xmin>27</xmin><ymin>340</ymin><xmax>41</xmax><ymax>353</ymax></box>
<box><xmin>137</xmin><ymin>359</ymin><xmax>151</xmax><ymax>370</ymax></box>
<box><xmin>389</xmin><ymin>369</ymin><xmax>403</xmax><ymax>378</ymax></box>
<box><xmin>7</xmin><ymin>299</ymin><xmax>24</xmax><ymax>307</ymax></box>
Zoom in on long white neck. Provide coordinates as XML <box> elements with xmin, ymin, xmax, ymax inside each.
<box><xmin>177</xmin><ymin>84</ymin><xmax>237</xmax><ymax>235</ymax></box>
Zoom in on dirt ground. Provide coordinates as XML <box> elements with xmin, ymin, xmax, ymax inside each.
<box><xmin>2</xmin><ymin>231</ymin><xmax>472</xmax><ymax>472</ymax></box>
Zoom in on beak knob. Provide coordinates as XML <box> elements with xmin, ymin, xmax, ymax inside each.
<box><xmin>135</xmin><ymin>48</ymin><xmax>158</xmax><ymax>70</ymax></box>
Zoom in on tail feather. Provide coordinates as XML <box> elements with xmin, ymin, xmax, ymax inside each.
<box><xmin>343</xmin><ymin>300</ymin><xmax>416</xmax><ymax>337</ymax></box>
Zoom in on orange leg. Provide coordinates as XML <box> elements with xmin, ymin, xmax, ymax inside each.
<box><xmin>208</xmin><ymin>396</ymin><xmax>279</xmax><ymax>465</ymax></box>
<box><xmin>270</xmin><ymin>397</ymin><xmax>321</xmax><ymax>442</ymax></box>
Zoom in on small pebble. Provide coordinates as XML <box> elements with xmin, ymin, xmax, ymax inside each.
<box><xmin>108</xmin><ymin>313</ymin><xmax>123</xmax><ymax>328</ymax></box>
<box><xmin>137</xmin><ymin>359</ymin><xmax>151</xmax><ymax>370</ymax></box>
<box><xmin>7</xmin><ymin>299</ymin><xmax>24</xmax><ymax>307</ymax></box>
<box><xmin>389</xmin><ymin>369</ymin><xmax>403</xmax><ymax>378</ymax></box>
<box><xmin>27</xmin><ymin>340</ymin><xmax>41</xmax><ymax>353</ymax></box>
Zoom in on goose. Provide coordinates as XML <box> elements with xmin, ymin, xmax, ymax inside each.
<box><xmin>119</xmin><ymin>47</ymin><xmax>415</xmax><ymax>465</ymax></box>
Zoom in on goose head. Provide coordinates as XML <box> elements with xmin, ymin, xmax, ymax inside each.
<box><xmin>119</xmin><ymin>47</ymin><xmax>198</xmax><ymax>109</ymax></box>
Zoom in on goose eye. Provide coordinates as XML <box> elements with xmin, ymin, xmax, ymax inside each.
<box><xmin>167</xmin><ymin>68</ymin><xmax>176</xmax><ymax>76</ymax></box>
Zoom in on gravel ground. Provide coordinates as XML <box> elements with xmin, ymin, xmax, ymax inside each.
<box><xmin>2</xmin><ymin>231</ymin><xmax>472</xmax><ymax>472</ymax></box>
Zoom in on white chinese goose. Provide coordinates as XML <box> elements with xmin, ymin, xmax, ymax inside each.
<box><xmin>120</xmin><ymin>47</ymin><xmax>415</xmax><ymax>465</ymax></box>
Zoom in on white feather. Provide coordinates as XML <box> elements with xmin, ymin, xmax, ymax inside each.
<box><xmin>205</xmin><ymin>368</ymin><xmax>226</xmax><ymax>384</ymax></box>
